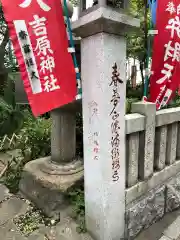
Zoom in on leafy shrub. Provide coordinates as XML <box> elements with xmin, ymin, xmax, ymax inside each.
<box><xmin>126</xmin><ymin>81</ymin><xmax>143</xmax><ymax>100</ymax></box>
<box><xmin>0</xmin><ymin>112</ymin><xmax>51</xmax><ymax>193</ymax></box>
<box><xmin>126</xmin><ymin>98</ymin><xmax>139</xmax><ymax>114</ymax></box>
<box><xmin>0</xmin><ymin>75</ymin><xmax>24</xmax><ymax>137</ymax></box>
<box><xmin>19</xmin><ymin>112</ymin><xmax>51</xmax><ymax>160</ymax></box>
<box><xmin>67</xmin><ymin>183</ymin><xmax>86</xmax><ymax>233</ymax></box>
<box><xmin>1</xmin><ymin>156</ymin><xmax>24</xmax><ymax>193</ymax></box>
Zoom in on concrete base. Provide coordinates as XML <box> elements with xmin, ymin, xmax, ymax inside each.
<box><xmin>19</xmin><ymin>157</ymin><xmax>83</xmax><ymax>219</ymax></box>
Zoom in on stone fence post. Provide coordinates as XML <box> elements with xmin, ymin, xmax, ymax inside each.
<box><xmin>132</xmin><ymin>102</ymin><xmax>156</xmax><ymax>180</ymax></box>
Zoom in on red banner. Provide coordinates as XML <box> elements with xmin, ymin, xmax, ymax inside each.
<box><xmin>149</xmin><ymin>0</ymin><xmax>180</xmax><ymax>109</ymax></box>
<box><xmin>2</xmin><ymin>0</ymin><xmax>77</xmax><ymax>116</ymax></box>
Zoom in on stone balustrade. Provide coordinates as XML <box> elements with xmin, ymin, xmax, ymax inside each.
<box><xmin>125</xmin><ymin>104</ymin><xmax>180</xmax><ymax>239</ymax></box>
<box><xmin>126</xmin><ymin>105</ymin><xmax>180</xmax><ymax>191</ymax></box>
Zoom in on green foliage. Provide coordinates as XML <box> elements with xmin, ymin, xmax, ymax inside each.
<box><xmin>166</xmin><ymin>93</ymin><xmax>180</xmax><ymax>109</ymax></box>
<box><xmin>0</xmin><ymin>111</ymin><xmax>51</xmax><ymax>193</ymax></box>
<box><xmin>127</xmin><ymin>0</ymin><xmax>149</xmax><ymax>61</ymax></box>
<box><xmin>126</xmin><ymin>98</ymin><xmax>138</xmax><ymax>114</ymax></box>
<box><xmin>70</xmin><ymin>0</ymin><xmax>79</xmax><ymax>6</ymax></box>
<box><xmin>19</xmin><ymin>113</ymin><xmax>51</xmax><ymax>160</ymax></box>
<box><xmin>67</xmin><ymin>184</ymin><xmax>86</xmax><ymax>233</ymax></box>
<box><xmin>0</xmin><ymin>76</ymin><xmax>24</xmax><ymax>137</ymax></box>
<box><xmin>14</xmin><ymin>208</ymin><xmax>52</xmax><ymax>236</ymax></box>
<box><xmin>126</xmin><ymin>80</ymin><xmax>143</xmax><ymax>99</ymax></box>
<box><xmin>1</xmin><ymin>156</ymin><xmax>24</xmax><ymax>193</ymax></box>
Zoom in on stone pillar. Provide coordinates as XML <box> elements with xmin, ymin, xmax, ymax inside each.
<box><xmin>155</xmin><ymin>125</ymin><xmax>167</xmax><ymax>170</ymax></box>
<box><xmin>51</xmin><ymin>108</ymin><xmax>76</xmax><ymax>163</ymax></box>
<box><xmin>166</xmin><ymin>123</ymin><xmax>178</xmax><ymax>165</ymax></box>
<box><xmin>126</xmin><ymin>132</ymin><xmax>139</xmax><ymax>187</ymax></box>
<box><xmin>72</xmin><ymin>8</ymin><xmax>139</xmax><ymax>240</ymax></box>
<box><xmin>132</xmin><ymin>102</ymin><xmax>156</xmax><ymax>180</ymax></box>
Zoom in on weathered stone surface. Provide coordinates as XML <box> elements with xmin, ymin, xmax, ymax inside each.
<box><xmin>177</xmin><ymin>123</ymin><xmax>180</xmax><ymax>159</ymax></box>
<box><xmin>72</xmin><ymin>7</ymin><xmax>140</xmax><ymax>38</ymax></box>
<box><xmin>0</xmin><ymin>197</ymin><xmax>29</xmax><ymax>225</ymax></box>
<box><xmin>125</xmin><ymin>114</ymin><xmax>145</xmax><ymax>135</ymax></box>
<box><xmin>0</xmin><ymin>184</ymin><xmax>10</xmax><ymax>203</ymax></box>
<box><xmin>154</xmin><ymin>126</ymin><xmax>167</xmax><ymax>170</ymax></box>
<box><xmin>46</xmin><ymin>217</ymin><xmax>93</xmax><ymax>240</ymax></box>
<box><xmin>166</xmin><ymin>175</ymin><xmax>180</xmax><ymax>212</ymax></box>
<box><xmin>0</xmin><ymin>220</ymin><xmax>26</xmax><ymax>240</ymax></box>
<box><xmin>33</xmin><ymin>226</ymin><xmax>49</xmax><ymax>236</ymax></box>
<box><xmin>4</xmin><ymin>229</ymin><xmax>26</xmax><ymax>240</ymax></box>
<box><xmin>159</xmin><ymin>236</ymin><xmax>171</xmax><ymax>240</ymax></box>
<box><xmin>51</xmin><ymin>109</ymin><xmax>76</xmax><ymax>163</ymax></box>
<box><xmin>81</xmin><ymin>30</ymin><xmax>128</xmax><ymax>240</ymax></box>
<box><xmin>126</xmin><ymin>186</ymin><xmax>165</xmax><ymax>240</ymax></box>
<box><xmin>156</xmin><ymin>107</ymin><xmax>180</xmax><ymax>127</ymax></box>
<box><xmin>134</xmin><ymin>209</ymin><xmax>180</xmax><ymax>240</ymax></box>
<box><xmin>126</xmin><ymin>160</ymin><xmax>180</xmax><ymax>205</ymax></box>
<box><xmin>132</xmin><ymin>102</ymin><xmax>156</xmax><ymax>180</ymax></box>
<box><xmin>126</xmin><ymin>132</ymin><xmax>139</xmax><ymax>187</ymax></box>
<box><xmin>19</xmin><ymin>157</ymin><xmax>83</xmax><ymax>218</ymax></box>
<box><xmin>166</xmin><ymin>123</ymin><xmax>178</xmax><ymax>165</ymax></box>
<box><xmin>28</xmin><ymin>233</ymin><xmax>45</xmax><ymax>240</ymax></box>
<box><xmin>163</xmin><ymin>216</ymin><xmax>180</xmax><ymax>240</ymax></box>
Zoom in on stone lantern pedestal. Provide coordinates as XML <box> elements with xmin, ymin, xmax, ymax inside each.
<box><xmin>18</xmin><ymin>1</ymin><xmax>83</xmax><ymax>219</ymax></box>
<box><xmin>19</xmin><ymin>103</ymin><xmax>83</xmax><ymax>216</ymax></box>
<box><xmin>19</xmin><ymin>100</ymin><xmax>83</xmax><ymax>219</ymax></box>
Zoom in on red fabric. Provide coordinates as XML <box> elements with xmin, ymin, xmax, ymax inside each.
<box><xmin>2</xmin><ymin>0</ymin><xmax>76</xmax><ymax>116</ymax></box>
<box><xmin>149</xmin><ymin>0</ymin><xmax>180</xmax><ymax>109</ymax></box>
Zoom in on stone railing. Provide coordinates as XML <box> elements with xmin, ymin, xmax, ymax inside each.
<box><xmin>125</xmin><ymin>103</ymin><xmax>180</xmax><ymax>239</ymax></box>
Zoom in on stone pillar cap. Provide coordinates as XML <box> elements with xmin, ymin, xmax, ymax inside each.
<box><xmin>72</xmin><ymin>6</ymin><xmax>140</xmax><ymax>38</ymax></box>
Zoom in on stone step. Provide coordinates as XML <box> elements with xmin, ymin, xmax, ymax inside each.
<box><xmin>0</xmin><ymin>197</ymin><xmax>29</xmax><ymax>226</ymax></box>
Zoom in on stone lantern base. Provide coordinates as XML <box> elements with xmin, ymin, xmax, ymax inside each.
<box><xmin>19</xmin><ymin>156</ymin><xmax>83</xmax><ymax>219</ymax></box>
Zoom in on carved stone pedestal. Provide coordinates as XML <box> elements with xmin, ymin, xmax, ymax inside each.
<box><xmin>19</xmin><ymin>157</ymin><xmax>83</xmax><ymax>218</ymax></box>
<box><xmin>19</xmin><ymin>105</ymin><xmax>83</xmax><ymax>218</ymax></box>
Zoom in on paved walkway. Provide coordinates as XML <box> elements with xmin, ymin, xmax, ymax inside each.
<box><xmin>1</xmin><ymin>180</ymin><xmax>180</xmax><ymax>240</ymax></box>
<box><xmin>0</xmin><ymin>184</ymin><xmax>92</xmax><ymax>240</ymax></box>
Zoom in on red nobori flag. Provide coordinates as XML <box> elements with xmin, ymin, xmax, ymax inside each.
<box><xmin>2</xmin><ymin>0</ymin><xmax>77</xmax><ymax>116</ymax></box>
<box><xmin>149</xmin><ymin>0</ymin><xmax>180</xmax><ymax>109</ymax></box>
